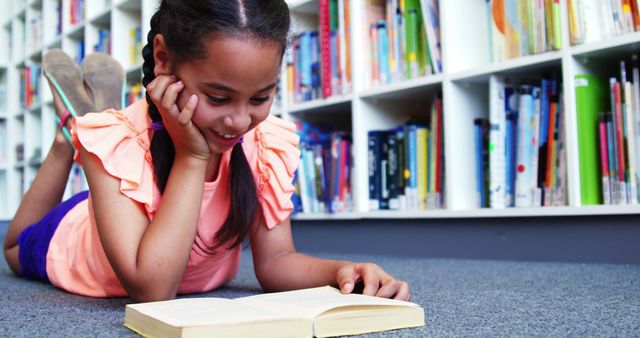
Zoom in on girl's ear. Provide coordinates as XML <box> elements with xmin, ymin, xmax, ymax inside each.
<box><xmin>153</xmin><ymin>34</ymin><xmax>172</xmax><ymax>76</ymax></box>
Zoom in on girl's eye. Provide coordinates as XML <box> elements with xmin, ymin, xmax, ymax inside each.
<box><xmin>250</xmin><ymin>96</ymin><xmax>270</xmax><ymax>104</ymax></box>
<box><xmin>207</xmin><ymin>96</ymin><xmax>229</xmax><ymax>104</ymax></box>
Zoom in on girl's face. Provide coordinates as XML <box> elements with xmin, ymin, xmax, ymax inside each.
<box><xmin>173</xmin><ymin>36</ymin><xmax>282</xmax><ymax>154</ymax></box>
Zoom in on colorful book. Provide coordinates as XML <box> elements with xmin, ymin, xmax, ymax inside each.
<box><xmin>575</xmin><ymin>74</ymin><xmax>607</xmax><ymax>205</ymax></box>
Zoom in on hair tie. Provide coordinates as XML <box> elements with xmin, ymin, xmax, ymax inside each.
<box><xmin>237</xmin><ymin>136</ymin><xmax>244</xmax><ymax>144</ymax></box>
<box><xmin>151</xmin><ymin>121</ymin><xmax>165</xmax><ymax>131</ymax></box>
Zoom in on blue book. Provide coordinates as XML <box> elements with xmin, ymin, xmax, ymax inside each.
<box><xmin>377</xmin><ymin>21</ymin><xmax>391</xmax><ymax>84</ymax></box>
<box><xmin>368</xmin><ymin>130</ymin><xmax>385</xmax><ymax>210</ymax></box>
<box><xmin>406</xmin><ymin>124</ymin><xmax>419</xmax><ymax>209</ymax></box>
<box><xmin>474</xmin><ymin>119</ymin><xmax>487</xmax><ymax>208</ymax></box>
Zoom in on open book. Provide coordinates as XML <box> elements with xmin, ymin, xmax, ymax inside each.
<box><xmin>124</xmin><ymin>285</ymin><xmax>425</xmax><ymax>338</ymax></box>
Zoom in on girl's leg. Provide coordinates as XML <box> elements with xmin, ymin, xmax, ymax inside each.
<box><xmin>3</xmin><ymin>84</ymin><xmax>75</xmax><ymax>274</ymax></box>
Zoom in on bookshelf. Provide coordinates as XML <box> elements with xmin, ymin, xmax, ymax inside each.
<box><xmin>2</xmin><ymin>0</ymin><xmax>640</xmax><ymax>221</ymax></box>
<box><xmin>0</xmin><ymin>0</ymin><xmax>153</xmax><ymax>220</ymax></box>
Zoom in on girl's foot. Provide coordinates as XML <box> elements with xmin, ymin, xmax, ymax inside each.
<box><xmin>42</xmin><ymin>49</ymin><xmax>95</xmax><ymax>147</ymax></box>
<box><xmin>82</xmin><ymin>53</ymin><xmax>125</xmax><ymax>111</ymax></box>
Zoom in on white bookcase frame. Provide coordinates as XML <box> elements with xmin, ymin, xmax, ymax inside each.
<box><xmin>2</xmin><ymin>0</ymin><xmax>640</xmax><ymax>221</ymax></box>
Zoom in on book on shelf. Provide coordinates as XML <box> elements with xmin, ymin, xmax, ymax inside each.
<box><xmin>568</xmin><ymin>0</ymin><xmax>640</xmax><ymax>45</ymax></box>
<box><xmin>367</xmin><ymin>96</ymin><xmax>444</xmax><ymax>211</ymax></box>
<box><xmin>124</xmin><ymin>286</ymin><xmax>425</xmax><ymax>338</ymax></box>
<box><xmin>363</xmin><ymin>0</ymin><xmax>440</xmax><ymax>88</ymax></box>
<box><xmin>478</xmin><ymin>76</ymin><xmax>566</xmax><ymax>208</ymax></box>
<box><xmin>94</xmin><ymin>29</ymin><xmax>111</xmax><ymax>54</ymax></box>
<box><xmin>19</xmin><ymin>65</ymin><xmax>41</xmax><ymax>109</ymax></box>
<box><xmin>287</xmin><ymin>0</ymin><xmax>351</xmax><ymax>105</ymax></box>
<box><xmin>583</xmin><ymin>56</ymin><xmax>640</xmax><ymax>205</ymax></box>
<box><xmin>488</xmin><ymin>0</ymin><xmax>561</xmax><ymax>62</ymax></box>
<box><xmin>293</xmin><ymin>121</ymin><xmax>352</xmax><ymax>214</ymax></box>
<box><xmin>69</xmin><ymin>0</ymin><xmax>85</xmax><ymax>27</ymax></box>
<box><xmin>130</xmin><ymin>26</ymin><xmax>143</xmax><ymax>65</ymax></box>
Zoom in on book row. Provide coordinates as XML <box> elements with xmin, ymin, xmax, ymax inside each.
<box><xmin>364</xmin><ymin>0</ymin><xmax>441</xmax><ymax>87</ymax></box>
<box><xmin>286</xmin><ymin>0</ymin><xmax>352</xmax><ymax>104</ymax></box>
<box><xmin>568</xmin><ymin>0</ymin><xmax>640</xmax><ymax>45</ymax></box>
<box><xmin>293</xmin><ymin>122</ymin><xmax>353</xmax><ymax>214</ymax></box>
<box><xmin>488</xmin><ymin>0</ymin><xmax>562</xmax><ymax>63</ymax></box>
<box><xmin>475</xmin><ymin>76</ymin><xmax>567</xmax><ymax>208</ymax></box>
<box><xmin>368</xmin><ymin>96</ymin><xmax>444</xmax><ymax>211</ymax></box>
<box><xmin>19</xmin><ymin>65</ymin><xmax>41</xmax><ymax>110</ymax></box>
<box><xmin>575</xmin><ymin>55</ymin><xmax>640</xmax><ymax>205</ymax></box>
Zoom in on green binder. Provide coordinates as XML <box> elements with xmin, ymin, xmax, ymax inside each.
<box><xmin>575</xmin><ymin>74</ymin><xmax>607</xmax><ymax>205</ymax></box>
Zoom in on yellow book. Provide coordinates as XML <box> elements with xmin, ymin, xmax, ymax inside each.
<box><xmin>417</xmin><ymin>127</ymin><xmax>428</xmax><ymax>210</ymax></box>
<box><xmin>124</xmin><ymin>286</ymin><xmax>425</xmax><ymax>338</ymax></box>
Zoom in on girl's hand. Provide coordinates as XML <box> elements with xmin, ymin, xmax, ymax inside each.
<box><xmin>336</xmin><ymin>262</ymin><xmax>411</xmax><ymax>301</ymax></box>
<box><xmin>146</xmin><ymin>75</ymin><xmax>210</xmax><ymax>161</ymax></box>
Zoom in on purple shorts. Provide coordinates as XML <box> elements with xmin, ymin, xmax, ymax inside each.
<box><xmin>17</xmin><ymin>191</ymin><xmax>89</xmax><ymax>281</ymax></box>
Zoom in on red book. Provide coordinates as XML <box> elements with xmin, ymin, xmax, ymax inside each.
<box><xmin>613</xmin><ymin>81</ymin><xmax>626</xmax><ymax>184</ymax></box>
<box><xmin>319</xmin><ymin>0</ymin><xmax>332</xmax><ymax>98</ymax></box>
<box><xmin>434</xmin><ymin>97</ymin><xmax>443</xmax><ymax>205</ymax></box>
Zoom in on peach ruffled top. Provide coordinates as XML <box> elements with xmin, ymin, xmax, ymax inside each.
<box><xmin>44</xmin><ymin>100</ymin><xmax>300</xmax><ymax>297</ymax></box>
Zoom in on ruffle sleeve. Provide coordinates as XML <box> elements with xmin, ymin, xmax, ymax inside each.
<box><xmin>249</xmin><ymin>115</ymin><xmax>300</xmax><ymax>229</ymax></box>
<box><xmin>71</xmin><ymin>100</ymin><xmax>158</xmax><ymax>215</ymax></box>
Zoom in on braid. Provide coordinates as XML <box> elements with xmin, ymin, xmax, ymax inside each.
<box><xmin>142</xmin><ymin>11</ymin><xmax>175</xmax><ymax>193</ymax></box>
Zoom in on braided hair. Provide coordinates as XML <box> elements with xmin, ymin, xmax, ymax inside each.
<box><xmin>141</xmin><ymin>0</ymin><xmax>290</xmax><ymax>251</ymax></box>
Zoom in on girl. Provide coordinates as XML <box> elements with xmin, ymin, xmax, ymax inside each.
<box><xmin>3</xmin><ymin>0</ymin><xmax>411</xmax><ymax>302</ymax></box>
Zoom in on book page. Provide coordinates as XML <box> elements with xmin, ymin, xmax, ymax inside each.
<box><xmin>127</xmin><ymin>297</ymin><xmax>300</xmax><ymax>327</ymax></box>
<box><xmin>237</xmin><ymin>286</ymin><xmax>420</xmax><ymax>318</ymax></box>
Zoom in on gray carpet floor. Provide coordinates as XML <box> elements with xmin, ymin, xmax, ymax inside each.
<box><xmin>1</xmin><ymin>226</ymin><xmax>639</xmax><ymax>337</ymax></box>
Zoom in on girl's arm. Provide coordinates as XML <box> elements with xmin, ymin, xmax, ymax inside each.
<box><xmin>250</xmin><ymin>217</ymin><xmax>411</xmax><ymax>300</ymax></box>
<box><xmin>84</xmin><ymin>75</ymin><xmax>208</xmax><ymax>302</ymax></box>
<box><xmin>82</xmin><ymin>147</ymin><xmax>207</xmax><ymax>302</ymax></box>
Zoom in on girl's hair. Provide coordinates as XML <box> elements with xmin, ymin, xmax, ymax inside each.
<box><xmin>141</xmin><ymin>0</ymin><xmax>290</xmax><ymax>251</ymax></box>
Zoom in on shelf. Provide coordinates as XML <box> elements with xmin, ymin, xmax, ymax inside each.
<box><xmin>116</xmin><ymin>0</ymin><xmax>142</xmax><ymax>11</ymax></box>
<box><xmin>126</xmin><ymin>63</ymin><xmax>142</xmax><ymax>81</ymax></box>
<box><xmin>67</xmin><ymin>23</ymin><xmax>86</xmax><ymax>40</ymax></box>
<box><xmin>46</xmin><ymin>36</ymin><xmax>63</xmax><ymax>50</ymax></box>
<box><xmin>28</xmin><ymin>48</ymin><xmax>42</xmax><ymax>62</ymax></box>
<box><xmin>14</xmin><ymin>162</ymin><xmax>25</xmax><ymax>169</ymax></box>
<box><xmin>570</xmin><ymin>31</ymin><xmax>640</xmax><ymax>59</ymax></box>
<box><xmin>292</xmin><ymin>211</ymin><xmax>362</xmax><ymax>221</ymax></box>
<box><xmin>359</xmin><ymin>75</ymin><xmax>444</xmax><ymax>100</ymax></box>
<box><xmin>29</xmin><ymin>0</ymin><xmax>43</xmax><ymax>8</ymax></box>
<box><xmin>288</xmin><ymin>0</ymin><xmax>316</xmax><ymax>14</ymax></box>
<box><xmin>28</xmin><ymin>103</ymin><xmax>42</xmax><ymax>114</ymax></box>
<box><xmin>0</xmin><ymin>164</ymin><xmax>8</xmax><ymax>171</ymax></box>
<box><xmin>89</xmin><ymin>9</ymin><xmax>111</xmax><ymax>26</ymax></box>
<box><xmin>288</xmin><ymin>95</ymin><xmax>352</xmax><ymax>114</ymax></box>
<box><xmin>293</xmin><ymin>205</ymin><xmax>640</xmax><ymax>220</ymax></box>
<box><xmin>450</xmin><ymin>51</ymin><xmax>563</xmax><ymax>83</ymax></box>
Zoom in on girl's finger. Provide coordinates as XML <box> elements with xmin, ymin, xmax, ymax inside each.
<box><xmin>148</xmin><ymin>75</ymin><xmax>176</xmax><ymax>105</ymax></box>
<box><xmin>178</xmin><ymin>95</ymin><xmax>198</xmax><ymax>125</ymax></box>
<box><xmin>361</xmin><ymin>265</ymin><xmax>381</xmax><ymax>296</ymax></box>
<box><xmin>161</xmin><ymin>81</ymin><xmax>184</xmax><ymax>117</ymax></box>
<box><xmin>393</xmin><ymin>281</ymin><xmax>411</xmax><ymax>301</ymax></box>
<box><xmin>336</xmin><ymin>266</ymin><xmax>358</xmax><ymax>294</ymax></box>
<box><xmin>375</xmin><ymin>280</ymin><xmax>401</xmax><ymax>299</ymax></box>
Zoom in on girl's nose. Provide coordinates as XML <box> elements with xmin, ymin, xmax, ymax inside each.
<box><xmin>222</xmin><ymin>104</ymin><xmax>251</xmax><ymax>133</ymax></box>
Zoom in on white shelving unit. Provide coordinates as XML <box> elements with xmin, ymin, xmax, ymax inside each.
<box><xmin>0</xmin><ymin>0</ymin><xmax>158</xmax><ymax>220</ymax></box>
<box><xmin>281</xmin><ymin>0</ymin><xmax>640</xmax><ymax>220</ymax></box>
<box><xmin>1</xmin><ymin>0</ymin><xmax>639</xmax><ymax>221</ymax></box>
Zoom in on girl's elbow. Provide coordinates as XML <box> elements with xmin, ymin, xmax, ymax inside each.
<box><xmin>128</xmin><ymin>287</ymin><xmax>177</xmax><ymax>303</ymax></box>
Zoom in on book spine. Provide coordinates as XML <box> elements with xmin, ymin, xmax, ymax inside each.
<box><xmin>475</xmin><ymin>118</ymin><xmax>487</xmax><ymax>208</ymax></box>
<box><xmin>320</xmin><ymin>0</ymin><xmax>333</xmax><ymax>98</ymax></box>
<box><xmin>417</xmin><ymin>126</ymin><xmax>428</xmax><ymax>209</ymax></box>
<box><xmin>489</xmin><ymin>75</ymin><xmax>507</xmax><ymax>208</ymax></box>
<box><xmin>599</xmin><ymin>112</ymin><xmax>613</xmax><ymax>205</ymax></box>
<box><xmin>575</xmin><ymin>74</ymin><xmax>605</xmax><ymax>204</ymax></box>
<box><xmin>612</xmin><ymin>79</ymin><xmax>628</xmax><ymax>203</ymax></box>
<box><xmin>624</xmin><ymin>80</ymin><xmax>638</xmax><ymax>204</ymax></box>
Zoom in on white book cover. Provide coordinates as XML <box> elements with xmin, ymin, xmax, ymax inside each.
<box><xmin>624</xmin><ymin>81</ymin><xmax>638</xmax><ymax>204</ymax></box>
<box><xmin>515</xmin><ymin>87</ymin><xmax>533</xmax><ymax>207</ymax></box>
<box><xmin>529</xmin><ymin>87</ymin><xmax>542</xmax><ymax>207</ymax></box>
<box><xmin>489</xmin><ymin>75</ymin><xmax>507</xmax><ymax>208</ymax></box>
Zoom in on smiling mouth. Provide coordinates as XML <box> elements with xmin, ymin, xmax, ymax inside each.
<box><xmin>216</xmin><ymin>131</ymin><xmax>238</xmax><ymax>139</ymax></box>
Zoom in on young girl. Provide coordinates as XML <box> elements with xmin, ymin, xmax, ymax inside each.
<box><xmin>3</xmin><ymin>0</ymin><xmax>411</xmax><ymax>302</ymax></box>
